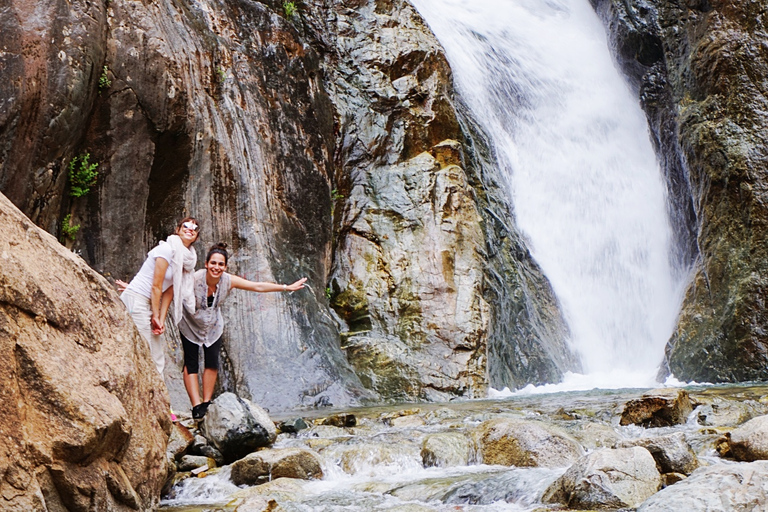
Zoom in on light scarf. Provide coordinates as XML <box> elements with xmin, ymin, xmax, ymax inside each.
<box><xmin>163</xmin><ymin>234</ymin><xmax>197</xmax><ymax>324</ymax></box>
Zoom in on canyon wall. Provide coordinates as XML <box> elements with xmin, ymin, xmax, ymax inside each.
<box><xmin>592</xmin><ymin>0</ymin><xmax>768</xmax><ymax>381</ymax></box>
<box><xmin>0</xmin><ymin>0</ymin><xmax>578</xmax><ymax>412</ymax></box>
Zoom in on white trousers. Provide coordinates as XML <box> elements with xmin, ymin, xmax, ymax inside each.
<box><xmin>120</xmin><ymin>290</ymin><xmax>165</xmax><ymax>375</ymax></box>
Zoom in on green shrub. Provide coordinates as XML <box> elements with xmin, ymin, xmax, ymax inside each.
<box><xmin>99</xmin><ymin>66</ymin><xmax>111</xmax><ymax>90</ymax></box>
<box><xmin>216</xmin><ymin>66</ymin><xmax>227</xmax><ymax>83</ymax></box>
<box><xmin>61</xmin><ymin>214</ymin><xmax>80</xmax><ymax>241</ymax></box>
<box><xmin>283</xmin><ymin>1</ymin><xmax>297</xmax><ymax>18</ymax></box>
<box><xmin>68</xmin><ymin>153</ymin><xmax>99</xmax><ymax>198</ymax></box>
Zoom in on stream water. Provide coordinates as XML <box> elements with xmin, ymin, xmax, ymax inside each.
<box><xmin>409</xmin><ymin>0</ymin><xmax>686</xmax><ymax>390</ymax></box>
<box><xmin>161</xmin><ymin>384</ymin><xmax>768</xmax><ymax>510</ymax></box>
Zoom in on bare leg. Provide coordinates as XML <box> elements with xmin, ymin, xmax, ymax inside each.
<box><xmin>201</xmin><ymin>368</ymin><xmax>218</xmax><ymax>403</ymax></box>
<box><xmin>183</xmin><ymin>366</ymin><xmax>202</xmax><ymax>407</ymax></box>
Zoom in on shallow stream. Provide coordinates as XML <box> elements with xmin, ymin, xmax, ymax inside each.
<box><xmin>160</xmin><ymin>383</ymin><xmax>768</xmax><ymax>511</ymax></box>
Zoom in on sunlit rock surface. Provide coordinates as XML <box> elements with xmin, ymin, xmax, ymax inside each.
<box><xmin>543</xmin><ymin>447</ymin><xmax>662</xmax><ymax>509</ymax></box>
<box><xmin>637</xmin><ymin>461</ymin><xmax>768</xmax><ymax>512</ymax></box>
<box><xmin>0</xmin><ymin>193</ymin><xmax>169</xmax><ymax>510</ymax></box>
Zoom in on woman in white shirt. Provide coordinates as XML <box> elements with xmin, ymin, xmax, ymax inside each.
<box><xmin>120</xmin><ymin>217</ymin><xmax>200</xmax><ymax>375</ymax></box>
<box><xmin>179</xmin><ymin>242</ymin><xmax>306</xmax><ymax>420</ymax></box>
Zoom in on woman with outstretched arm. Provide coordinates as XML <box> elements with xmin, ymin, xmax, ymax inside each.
<box><xmin>179</xmin><ymin>242</ymin><xmax>306</xmax><ymax>419</ymax></box>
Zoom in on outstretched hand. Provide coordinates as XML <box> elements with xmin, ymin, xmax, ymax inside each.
<box><xmin>286</xmin><ymin>277</ymin><xmax>308</xmax><ymax>292</ymax></box>
<box><xmin>115</xmin><ymin>279</ymin><xmax>129</xmax><ymax>293</ymax></box>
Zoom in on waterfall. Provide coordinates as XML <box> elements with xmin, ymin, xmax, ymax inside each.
<box><xmin>411</xmin><ymin>0</ymin><xmax>685</xmax><ymax>390</ymax></box>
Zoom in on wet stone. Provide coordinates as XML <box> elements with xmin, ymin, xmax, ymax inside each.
<box><xmin>279</xmin><ymin>417</ymin><xmax>309</xmax><ymax>433</ymax></box>
<box><xmin>320</xmin><ymin>413</ymin><xmax>357</xmax><ymax>428</ymax></box>
<box><xmin>620</xmin><ymin>389</ymin><xmax>695</xmax><ymax>428</ymax></box>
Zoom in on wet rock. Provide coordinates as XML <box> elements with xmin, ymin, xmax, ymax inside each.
<box><xmin>320</xmin><ymin>413</ymin><xmax>357</xmax><ymax>428</ymax></box>
<box><xmin>476</xmin><ymin>418</ymin><xmax>583</xmax><ymax>468</ymax></box>
<box><xmin>661</xmin><ymin>472</ymin><xmax>687</xmax><ymax>487</ymax></box>
<box><xmin>637</xmin><ymin>461</ymin><xmax>768</xmax><ymax>511</ymax></box>
<box><xmin>279</xmin><ymin>418</ymin><xmax>309</xmax><ymax>434</ymax></box>
<box><xmin>543</xmin><ymin>447</ymin><xmax>661</xmax><ymax>509</ymax></box>
<box><xmin>421</xmin><ymin>433</ymin><xmax>472</xmax><ymax>468</ymax></box>
<box><xmin>201</xmin><ymin>393</ymin><xmax>277</xmax><ymax>463</ymax></box>
<box><xmin>231</xmin><ymin>449</ymin><xmax>324</xmax><ymax>486</ymax></box>
<box><xmin>566</xmin><ymin>422</ymin><xmax>623</xmax><ymax>450</ymax></box>
<box><xmin>620</xmin><ymin>432</ymin><xmax>699</xmax><ymax>475</ymax></box>
<box><xmin>177</xmin><ymin>455</ymin><xmax>215</xmax><ymax>473</ymax></box>
<box><xmin>328</xmin><ymin>442</ymin><xmax>419</xmax><ymax>475</ymax></box>
<box><xmin>696</xmin><ymin>397</ymin><xmax>768</xmax><ymax>427</ymax></box>
<box><xmin>382</xmin><ymin>409</ymin><xmax>426</xmax><ymax>428</ymax></box>
<box><xmin>303</xmin><ymin>425</ymin><xmax>352</xmax><ymax>439</ymax></box>
<box><xmin>724</xmin><ymin>415</ymin><xmax>768</xmax><ymax>461</ymax></box>
<box><xmin>0</xmin><ymin>193</ymin><xmax>169</xmax><ymax>510</ymax></box>
<box><xmin>167</xmin><ymin>422</ymin><xmax>195</xmax><ymax>461</ymax></box>
<box><xmin>620</xmin><ymin>389</ymin><xmax>695</xmax><ymax>427</ymax></box>
<box><xmin>229</xmin><ymin>478</ymin><xmax>309</xmax><ymax>509</ymax></box>
<box><xmin>231</xmin><ymin>495</ymin><xmax>280</xmax><ymax>512</ymax></box>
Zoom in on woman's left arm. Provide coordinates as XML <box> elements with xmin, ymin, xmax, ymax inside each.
<box><xmin>230</xmin><ymin>275</ymin><xmax>307</xmax><ymax>293</ymax></box>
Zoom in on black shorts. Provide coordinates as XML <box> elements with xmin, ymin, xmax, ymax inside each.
<box><xmin>180</xmin><ymin>332</ymin><xmax>222</xmax><ymax>374</ymax></box>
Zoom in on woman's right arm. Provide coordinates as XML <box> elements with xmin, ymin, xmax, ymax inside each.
<box><xmin>150</xmin><ymin>257</ymin><xmax>170</xmax><ymax>335</ymax></box>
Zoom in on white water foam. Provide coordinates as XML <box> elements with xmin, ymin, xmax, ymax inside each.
<box><xmin>410</xmin><ymin>0</ymin><xmax>686</xmax><ymax>391</ymax></box>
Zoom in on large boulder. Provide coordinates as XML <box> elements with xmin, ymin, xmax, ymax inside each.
<box><xmin>620</xmin><ymin>432</ymin><xmax>699</xmax><ymax>475</ymax></box>
<box><xmin>637</xmin><ymin>461</ymin><xmax>768</xmax><ymax>511</ymax></box>
<box><xmin>230</xmin><ymin>448</ymin><xmax>324</xmax><ymax>486</ymax></box>
<box><xmin>0</xmin><ymin>192</ymin><xmax>170</xmax><ymax>510</ymax></box>
<box><xmin>475</xmin><ymin>418</ymin><xmax>583</xmax><ymax>468</ymax></box>
<box><xmin>201</xmin><ymin>393</ymin><xmax>277</xmax><ymax>463</ymax></box>
<box><xmin>724</xmin><ymin>414</ymin><xmax>768</xmax><ymax>462</ymax></box>
<box><xmin>421</xmin><ymin>433</ymin><xmax>472</xmax><ymax>468</ymax></box>
<box><xmin>543</xmin><ymin>447</ymin><xmax>661</xmax><ymax>509</ymax></box>
<box><xmin>620</xmin><ymin>389</ymin><xmax>695</xmax><ymax>427</ymax></box>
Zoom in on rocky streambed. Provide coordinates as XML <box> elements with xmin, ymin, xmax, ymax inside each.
<box><xmin>160</xmin><ymin>384</ymin><xmax>768</xmax><ymax>511</ymax></box>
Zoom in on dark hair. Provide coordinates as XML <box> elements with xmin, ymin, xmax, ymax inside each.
<box><xmin>206</xmin><ymin>242</ymin><xmax>229</xmax><ymax>264</ymax></box>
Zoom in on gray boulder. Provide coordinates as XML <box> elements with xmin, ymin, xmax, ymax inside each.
<box><xmin>620</xmin><ymin>389</ymin><xmax>695</xmax><ymax>427</ymax></box>
<box><xmin>230</xmin><ymin>448</ymin><xmax>324</xmax><ymax>486</ymax></box>
<box><xmin>637</xmin><ymin>461</ymin><xmax>768</xmax><ymax>511</ymax></box>
<box><xmin>201</xmin><ymin>393</ymin><xmax>277</xmax><ymax>463</ymax></box>
<box><xmin>421</xmin><ymin>433</ymin><xmax>471</xmax><ymax>468</ymax></box>
<box><xmin>475</xmin><ymin>418</ymin><xmax>583</xmax><ymax>468</ymax></box>
<box><xmin>543</xmin><ymin>447</ymin><xmax>661</xmax><ymax>509</ymax></box>
<box><xmin>726</xmin><ymin>414</ymin><xmax>768</xmax><ymax>461</ymax></box>
<box><xmin>620</xmin><ymin>432</ymin><xmax>699</xmax><ymax>475</ymax></box>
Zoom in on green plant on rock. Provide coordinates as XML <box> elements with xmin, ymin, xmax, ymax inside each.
<box><xmin>99</xmin><ymin>66</ymin><xmax>111</xmax><ymax>91</ymax></box>
<box><xmin>61</xmin><ymin>214</ymin><xmax>80</xmax><ymax>241</ymax></box>
<box><xmin>68</xmin><ymin>153</ymin><xmax>99</xmax><ymax>198</ymax></box>
<box><xmin>283</xmin><ymin>1</ymin><xmax>297</xmax><ymax>18</ymax></box>
<box><xmin>216</xmin><ymin>66</ymin><xmax>227</xmax><ymax>84</ymax></box>
<box><xmin>325</xmin><ymin>286</ymin><xmax>332</xmax><ymax>300</ymax></box>
<box><xmin>331</xmin><ymin>188</ymin><xmax>344</xmax><ymax>201</ymax></box>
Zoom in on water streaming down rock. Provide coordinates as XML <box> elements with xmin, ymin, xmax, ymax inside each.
<box><xmin>410</xmin><ymin>0</ymin><xmax>685</xmax><ymax>388</ymax></box>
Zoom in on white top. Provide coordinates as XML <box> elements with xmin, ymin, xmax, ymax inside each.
<box><xmin>178</xmin><ymin>269</ymin><xmax>232</xmax><ymax>347</ymax></box>
<box><xmin>124</xmin><ymin>243</ymin><xmax>175</xmax><ymax>298</ymax></box>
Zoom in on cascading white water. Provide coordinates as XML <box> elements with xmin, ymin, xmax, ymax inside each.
<box><xmin>410</xmin><ymin>0</ymin><xmax>684</xmax><ymax>390</ymax></box>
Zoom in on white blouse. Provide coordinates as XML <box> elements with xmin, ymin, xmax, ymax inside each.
<box><xmin>178</xmin><ymin>269</ymin><xmax>232</xmax><ymax>347</ymax></box>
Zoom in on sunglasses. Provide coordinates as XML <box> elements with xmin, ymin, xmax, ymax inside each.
<box><xmin>182</xmin><ymin>221</ymin><xmax>199</xmax><ymax>232</ymax></box>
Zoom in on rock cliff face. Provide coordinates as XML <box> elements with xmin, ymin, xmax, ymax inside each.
<box><xmin>0</xmin><ymin>193</ymin><xmax>169</xmax><ymax>511</ymax></box>
<box><xmin>591</xmin><ymin>0</ymin><xmax>768</xmax><ymax>381</ymax></box>
<box><xmin>301</xmin><ymin>0</ymin><xmax>579</xmax><ymax>399</ymax></box>
<box><xmin>1</xmin><ymin>0</ymin><xmax>578</xmax><ymax>408</ymax></box>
